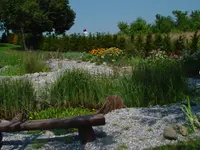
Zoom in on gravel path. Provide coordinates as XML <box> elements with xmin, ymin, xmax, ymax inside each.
<box><xmin>1</xmin><ymin>102</ymin><xmax>200</xmax><ymax>150</ymax></box>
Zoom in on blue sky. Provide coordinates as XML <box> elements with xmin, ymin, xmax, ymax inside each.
<box><xmin>68</xmin><ymin>0</ymin><xmax>200</xmax><ymax>34</ymax></box>
<box><xmin>0</xmin><ymin>0</ymin><xmax>200</xmax><ymax>37</ymax></box>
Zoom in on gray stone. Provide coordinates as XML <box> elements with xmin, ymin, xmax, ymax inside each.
<box><xmin>179</xmin><ymin>125</ymin><xmax>188</xmax><ymax>136</ymax></box>
<box><xmin>32</xmin><ymin>72</ymin><xmax>40</xmax><ymax>77</ymax></box>
<box><xmin>40</xmin><ymin>72</ymin><xmax>47</xmax><ymax>76</ymax></box>
<box><xmin>44</xmin><ymin>130</ymin><xmax>55</xmax><ymax>137</ymax></box>
<box><xmin>172</xmin><ymin>124</ymin><xmax>188</xmax><ymax>136</ymax></box>
<box><xmin>163</xmin><ymin>126</ymin><xmax>178</xmax><ymax>140</ymax></box>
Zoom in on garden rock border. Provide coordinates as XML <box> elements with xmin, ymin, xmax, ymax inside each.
<box><xmin>0</xmin><ymin>59</ymin><xmax>114</xmax><ymax>91</ymax></box>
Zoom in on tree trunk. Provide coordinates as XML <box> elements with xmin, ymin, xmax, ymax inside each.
<box><xmin>21</xmin><ymin>28</ymin><xmax>28</xmax><ymax>51</ymax></box>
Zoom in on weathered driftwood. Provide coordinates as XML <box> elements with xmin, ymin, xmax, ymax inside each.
<box><xmin>95</xmin><ymin>95</ymin><xmax>127</xmax><ymax>115</ymax></box>
<box><xmin>0</xmin><ymin>114</ymin><xmax>105</xmax><ymax>144</ymax></box>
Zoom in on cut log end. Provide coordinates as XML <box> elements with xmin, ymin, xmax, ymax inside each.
<box><xmin>78</xmin><ymin>126</ymin><xmax>96</xmax><ymax>144</ymax></box>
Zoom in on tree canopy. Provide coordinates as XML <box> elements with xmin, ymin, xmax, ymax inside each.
<box><xmin>0</xmin><ymin>0</ymin><xmax>76</xmax><ymax>35</ymax></box>
<box><xmin>118</xmin><ymin>10</ymin><xmax>200</xmax><ymax>36</ymax></box>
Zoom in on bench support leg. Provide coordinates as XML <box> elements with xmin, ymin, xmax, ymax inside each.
<box><xmin>0</xmin><ymin>133</ymin><xmax>2</xmax><ymax>149</ymax></box>
<box><xmin>78</xmin><ymin>126</ymin><xmax>96</xmax><ymax>144</ymax></box>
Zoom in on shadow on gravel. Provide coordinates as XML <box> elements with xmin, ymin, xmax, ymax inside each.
<box><xmin>138</xmin><ymin>106</ymin><xmax>190</xmax><ymax>126</ymax></box>
<box><xmin>1</xmin><ymin>130</ymin><xmax>111</xmax><ymax>150</ymax></box>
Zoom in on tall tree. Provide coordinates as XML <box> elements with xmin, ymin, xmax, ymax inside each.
<box><xmin>190</xmin><ymin>10</ymin><xmax>200</xmax><ymax>30</ymax></box>
<box><xmin>0</xmin><ymin>0</ymin><xmax>76</xmax><ymax>50</ymax></box>
<box><xmin>117</xmin><ymin>21</ymin><xmax>130</xmax><ymax>35</ymax></box>
<box><xmin>129</xmin><ymin>17</ymin><xmax>150</xmax><ymax>35</ymax></box>
<box><xmin>153</xmin><ymin>14</ymin><xmax>175</xmax><ymax>33</ymax></box>
<box><xmin>172</xmin><ymin>10</ymin><xmax>190</xmax><ymax>31</ymax></box>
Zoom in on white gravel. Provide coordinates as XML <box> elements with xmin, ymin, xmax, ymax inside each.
<box><xmin>1</xmin><ymin>102</ymin><xmax>200</xmax><ymax>150</ymax></box>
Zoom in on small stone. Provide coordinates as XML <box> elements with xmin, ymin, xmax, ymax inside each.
<box><xmin>102</xmin><ymin>62</ymin><xmax>107</xmax><ymax>66</ymax></box>
<box><xmin>179</xmin><ymin>125</ymin><xmax>188</xmax><ymax>136</ymax></box>
<box><xmin>40</xmin><ymin>72</ymin><xmax>47</xmax><ymax>76</ymax></box>
<box><xmin>172</xmin><ymin>124</ymin><xmax>188</xmax><ymax>136</ymax></box>
<box><xmin>33</xmin><ymin>73</ymin><xmax>40</xmax><ymax>77</ymax></box>
<box><xmin>163</xmin><ymin>126</ymin><xmax>178</xmax><ymax>140</ymax></box>
<box><xmin>76</xmin><ymin>60</ymin><xmax>82</xmax><ymax>63</ymax></box>
<box><xmin>44</xmin><ymin>130</ymin><xmax>54</xmax><ymax>137</ymax></box>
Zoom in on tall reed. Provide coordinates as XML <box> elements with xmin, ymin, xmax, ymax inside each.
<box><xmin>119</xmin><ymin>59</ymin><xmax>188</xmax><ymax>106</ymax></box>
<box><xmin>0</xmin><ymin>78</ymin><xmax>36</xmax><ymax>119</ymax></box>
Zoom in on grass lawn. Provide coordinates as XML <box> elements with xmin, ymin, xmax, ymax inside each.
<box><xmin>0</xmin><ymin>43</ymin><xmax>90</xmax><ymax>76</ymax></box>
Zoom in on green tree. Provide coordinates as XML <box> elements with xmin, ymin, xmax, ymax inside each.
<box><xmin>172</xmin><ymin>10</ymin><xmax>190</xmax><ymax>31</ymax></box>
<box><xmin>117</xmin><ymin>21</ymin><xmax>130</xmax><ymax>35</ymax></box>
<box><xmin>190</xmin><ymin>10</ymin><xmax>200</xmax><ymax>30</ymax></box>
<box><xmin>153</xmin><ymin>14</ymin><xmax>175</xmax><ymax>33</ymax></box>
<box><xmin>129</xmin><ymin>17</ymin><xmax>150</xmax><ymax>35</ymax></box>
<box><xmin>0</xmin><ymin>0</ymin><xmax>76</xmax><ymax>50</ymax></box>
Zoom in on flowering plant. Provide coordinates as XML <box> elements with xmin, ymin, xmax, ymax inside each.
<box><xmin>88</xmin><ymin>47</ymin><xmax>123</xmax><ymax>64</ymax></box>
<box><xmin>147</xmin><ymin>50</ymin><xmax>183</xmax><ymax>61</ymax></box>
<box><xmin>147</xmin><ymin>50</ymin><xmax>168</xmax><ymax>60</ymax></box>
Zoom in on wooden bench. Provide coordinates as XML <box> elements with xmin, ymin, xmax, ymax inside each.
<box><xmin>0</xmin><ymin>114</ymin><xmax>105</xmax><ymax>147</ymax></box>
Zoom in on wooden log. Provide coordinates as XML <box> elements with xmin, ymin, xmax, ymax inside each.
<box><xmin>0</xmin><ymin>114</ymin><xmax>105</xmax><ymax>132</ymax></box>
<box><xmin>0</xmin><ymin>132</ymin><xmax>2</xmax><ymax>149</ymax></box>
<box><xmin>0</xmin><ymin>121</ymin><xmax>22</xmax><ymax>132</ymax></box>
<box><xmin>78</xmin><ymin>126</ymin><xmax>96</xmax><ymax>144</ymax></box>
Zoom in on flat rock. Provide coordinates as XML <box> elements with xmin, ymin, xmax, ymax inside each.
<box><xmin>163</xmin><ymin>126</ymin><xmax>178</xmax><ymax>140</ymax></box>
